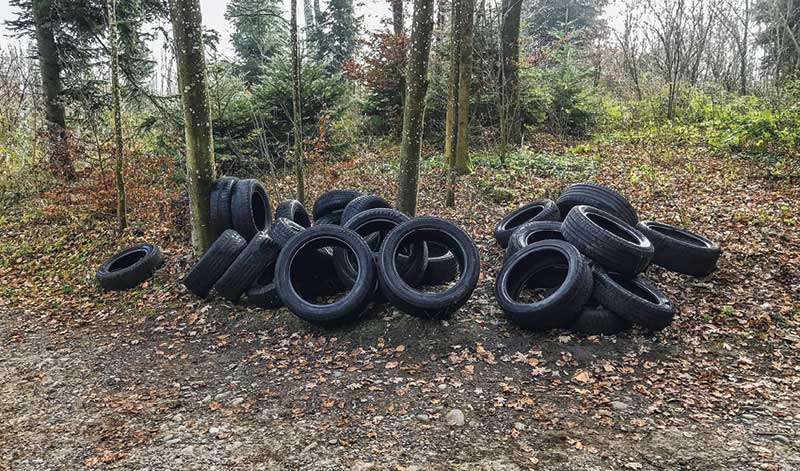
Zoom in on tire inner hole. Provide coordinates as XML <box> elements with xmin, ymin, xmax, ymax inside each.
<box><xmin>109</xmin><ymin>249</ymin><xmax>147</xmax><ymax>271</ymax></box>
<box><xmin>586</xmin><ymin>212</ymin><xmax>638</xmax><ymax>243</ymax></box>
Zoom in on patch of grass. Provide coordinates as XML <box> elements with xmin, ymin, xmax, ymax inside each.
<box><xmin>472</xmin><ymin>149</ymin><xmax>597</xmax><ymax>182</ymax></box>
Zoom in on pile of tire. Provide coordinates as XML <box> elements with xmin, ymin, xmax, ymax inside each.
<box><xmin>183</xmin><ymin>188</ymin><xmax>481</xmax><ymax>326</ymax></box>
<box><xmin>493</xmin><ymin>183</ymin><xmax>721</xmax><ymax>335</ymax></box>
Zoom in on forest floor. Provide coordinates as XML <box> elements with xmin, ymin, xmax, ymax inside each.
<box><xmin>1</xmin><ymin>134</ymin><xmax>799</xmax><ymax>471</ymax></box>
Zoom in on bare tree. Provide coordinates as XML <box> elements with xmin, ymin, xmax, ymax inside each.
<box><xmin>500</xmin><ymin>0</ymin><xmax>522</xmax><ymax>148</ymax></box>
<box><xmin>107</xmin><ymin>0</ymin><xmax>127</xmax><ymax>230</ymax></box>
<box><xmin>444</xmin><ymin>0</ymin><xmax>462</xmax><ymax>167</ymax></box>
<box><xmin>617</xmin><ymin>2</ymin><xmax>644</xmax><ymax>100</ymax></box>
<box><xmin>396</xmin><ymin>0</ymin><xmax>435</xmax><ymax>216</ymax></box>
<box><xmin>169</xmin><ymin>0</ymin><xmax>217</xmax><ymax>254</ymax></box>
<box><xmin>291</xmin><ymin>0</ymin><xmax>305</xmax><ymax>202</ymax></box>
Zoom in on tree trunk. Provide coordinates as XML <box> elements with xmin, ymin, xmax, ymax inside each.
<box><xmin>444</xmin><ymin>0</ymin><xmax>461</xmax><ymax>169</ymax></box>
<box><xmin>291</xmin><ymin>0</ymin><xmax>306</xmax><ymax>203</ymax></box>
<box><xmin>31</xmin><ymin>0</ymin><xmax>75</xmax><ymax>180</ymax></box>
<box><xmin>392</xmin><ymin>0</ymin><xmax>406</xmax><ymax>139</ymax></box>
<box><xmin>501</xmin><ymin>0</ymin><xmax>522</xmax><ymax>147</ymax></box>
<box><xmin>454</xmin><ymin>0</ymin><xmax>474</xmax><ymax>175</ymax></box>
<box><xmin>396</xmin><ymin>0</ymin><xmax>435</xmax><ymax>216</ymax></box>
<box><xmin>108</xmin><ymin>0</ymin><xmax>126</xmax><ymax>230</ymax></box>
<box><xmin>740</xmin><ymin>0</ymin><xmax>749</xmax><ymax>95</ymax></box>
<box><xmin>169</xmin><ymin>0</ymin><xmax>217</xmax><ymax>254</ymax></box>
<box><xmin>304</xmin><ymin>0</ymin><xmax>315</xmax><ymax>29</ymax></box>
<box><xmin>392</xmin><ymin>0</ymin><xmax>404</xmax><ymax>35</ymax></box>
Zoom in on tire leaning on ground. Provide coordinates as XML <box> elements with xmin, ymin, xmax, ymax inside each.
<box><xmin>341</xmin><ymin>194</ymin><xmax>392</xmax><ymax>225</ymax></box>
<box><xmin>183</xmin><ymin>230</ymin><xmax>247</xmax><ymax>298</ymax></box>
<box><xmin>420</xmin><ymin>242</ymin><xmax>459</xmax><ymax>286</ymax></box>
<box><xmin>496</xmin><ymin>240</ymin><xmax>593</xmax><ymax>331</ymax></box>
<box><xmin>569</xmin><ymin>299</ymin><xmax>631</xmax><ymax>335</ymax></box>
<box><xmin>210</xmin><ymin>176</ymin><xmax>238</xmax><ymax>239</ymax></box>
<box><xmin>379</xmin><ymin>217</ymin><xmax>480</xmax><ymax>319</ymax></box>
<box><xmin>214</xmin><ymin>231</ymin><xmax>280</xmax><ymax>303</ymax></box>
<box><xmin>494</xmin><ymin>199</ymin><xmax>561</xmax><ymax>248</ymax></box>
<box><xmin>312</xmin><ymin>189</ymin><xmax>362</xmax><ymax>221</ymax></box>
<box><xmin>97</xmin><ymin>243</ymin><xmax>163</xmax><ymax>291</ymax></box>
<box><xmin>562</xmin><ymin>205</ymin><xmax>654</xmax><ymax>276</ymax></box>
<box><xmin>636</xmin><ymin>221</ymin><xmax>721</xmax><ymax>277</ymax></box>
<box><xmin>231</xmin><ymin>179</ymin><xmax>272</xmax><ymax>240</ymax></box>
<box><xmin>505</xmin><ymin>221</ymin><xmax>564</xmax><ymax>259</ymax></box>
<box><xmin>275</xmin><ymin>225</ymin><xmax>377</xmax><ymax>325</ymax></box>
<box><xmin>557</xmin><ymin>182</ymin><xmax>638</xmax><ymax>226</ymax></box>
<box><xmin>274</xmin><ymin>199</ymin><xmax>311</xmax><ymax>228</ymax></box>
<box><xmin>592</xmin><ymin>266</ymin><xmax>675</xmax><ymax>331</ymax></box>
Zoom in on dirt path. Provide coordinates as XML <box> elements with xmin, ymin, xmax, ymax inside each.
<box><xmin>1</xmin><ymin>143</ymin><xmax>799</xmax><ymax>470</ymax></box>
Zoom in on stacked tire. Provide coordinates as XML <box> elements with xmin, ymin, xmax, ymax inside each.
<box><xmin>183</xmin><ymin>187</ymin><xmax>481</xmax><ymax>326</ymax></box>
<box><xmin>494</xmin><ymin>183</ymin><xmax>721</xmax><ymax>335</ymax></box>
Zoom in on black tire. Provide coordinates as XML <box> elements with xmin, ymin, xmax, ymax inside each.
<box><xmin>494</xmin><ymin>200</ymin><xmax>560</xmax><ymax>248</ymax></box>
<box><xmin>274</xmin><ymin>199</ymin><xmax>311</xmax><ymax>228</ymax></box>
<box><xmin>97</xmin><ymin>243</ymin><xmax>163</xmax><ymax>291</ymax></box>
<box><xmin>420</xmin><ymin>242</ymin><xmax>458</xmax><ymax>285</ymax></box>
<box><xmin>214</xmin><ymin>231</ymin><xmax>280</xmax><ymax>303</ymax></box>
<box><xmin>210</xmin><ymin>176</ymin><xmax>238</xmax><ymax>239</ymax></box>
<box><xmin>335</xmin><ymin>208</ymin><xmax>427</xmax><ymax>290</ymax></box>
<box><xmin>569</xmin><ymin>299</ymin><xmax>631</xmax><ymax>335</ymax></box>
<box><xmin>636</xmin><ymin>221</ymin><xmax>721</xmax><ymax>277</ymax></box>
<box><xmin>183</xmin><ymin>230</ymin><xmax>247</xmax><ymax>298</ymax></box>
<box><xmin>557</xmin><ymin>182</ymin><xmax>638</xmax><ymax>225</ymax></box>
<box><xmin>314</xmin><ymin>210</ymin><xmax>343</xmax><ymax>226</ymax></box>
<box><xmin>505</xmin><ymin>221</ymin><xmax>564</xmax><ymax>259</ymax></box>
<box><xmin>341</xmin><ymin>194</ymin><xmax>391</xmax><ymax>224</ymax></box>
<box><xmin>496</xmin><ymin>240</ymin><xmax>593</xmax><ymax>331</ymax></box>
<box><xmin>312</xmin><ymin>189</ymin><xmax>362</xmax><ymax>220</ymax></box>
<box><xmin>231</xmin><ymin>178</ymin><xmax>272</xmax><ymax>240</ymax></box>
<box><xmin>275</xmin><ymin>225</ymin><xmax>377</xmax><ymax>325</ymax></box>
<box><xmin>269</xmin><ymin>217</ymin><xmax>305</xmax><ymax>248</ymax></box>
<box><xmin>592</xmin><ymin>266</ymin><xmax>675</xmax><ymax>331</ymax></box>
<box><xmin>246</xmin><ymin>267</ymin><xmax>283</xmax><ymax>310</ymax></box>
<box><xmin>562</xmin><ymin>205</ymin><xmax>654</xmax><ymax>276</ymax></box>
<box><xmin>379</xmin><ymin>217</ymin><xmax>480</xmax><ymax>319</ymax></box>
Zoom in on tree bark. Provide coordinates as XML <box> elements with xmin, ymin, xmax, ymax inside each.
<box><xmin>454</xmin><ymin>0</ymin><xmax>474</xmax><ymax>175</ymax></box>
<box><xmin>291</xmin><ymin>0</ymin><xmax>306</xmax><ymax>203</ymax></box>
<box><xmin>107</xmin><ymin>0</ymin><xmax>127</xmax><ymax>230</ymax></box>
<box><xmin>169</xmin><ymin>0</ymin><xmax>217</xmax><ymax>254</ymax></box>
<box><xmin>392</xmin><ymin>0</ymin><xmax>404</xmax><ymax>36</ymax></box>
<box><xmin>31</xmin><ymin>0</ymin><xmax>75</xmax><ymax>180</ymax></box>
<box><xmin>501</xmin><ymin>0</ymin><xmax>522</xmax><ymax>147</ymax></box>
<box><xmin>396</xmin><ymin>0</ymin><xmax>435</xmax><ymax>216</ymax></box>
<box><xmin>740</xmin><ymin>0</ymin><xmax>749</xmax><ymax>95</ymax></box>
<box><xmin>443</xmin><ymin>0</ymin><xmax>461</xmax><ymax>169</ymax></box>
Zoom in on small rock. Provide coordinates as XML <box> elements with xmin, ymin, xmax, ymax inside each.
<box><xmin>611</xmin><ymin>401</ymin><xmax>630</xmax><ymax>411</ymax></box>
<box><xmin>469</xmin><ymin>420</ymin><xmax>480</xmax><ymax>428</ymax></box>
<box><xmin>230</xmin><ymin>397</ymin><xmax>245</xmax><ymax>407</ymax></box>
<box><xmin>209</xmin><ymin>426</ymin><xmax>221</xmax><ymax>435</ymax></box>
<box><xmin>773</xmin><ymin>435</ymin><xmax>791</xmax><ymax>445</ymax></box>
<box><xmin>351</xmin><ymin>461</ymin><xmax>376</xmax><ymax>471</ymax></box>
<box><xmin>328</xmin><ymin>438</ymin><xmax>338</xmax><ymax>445</ymax></box>
<box><xmin>416</xmin><ymin>414</ymin><xmax>430</xmax><ymax>422</ymax></box>
<box><xmin>179</xmin><ymin>445</ymin><xmax>195</xmax><ymax>457</ymax></box>
<box><xmin>446</xmin><ymin>409</ymin><xmax>465</xmax><ymax>427</ymax></box>
<box><xmin>513</xmin><ymin>422</ymin><xmax>525</xmax><ymax>431</ymax></box>
<box><xmin>741</xmin><ymin>413</ymin><xmax>758</xmax><ymax>420</ymax></box>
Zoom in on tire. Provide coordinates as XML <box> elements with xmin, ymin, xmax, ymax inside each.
<box><xmin>97</xmin><ymin>243</ymin><xmax>163</xmax><ymax>291</ymax></box>
<box><xmin>246</xmin><ymin>275</ymin><xmax>283</xmax><ymax>309</ymax></box>
<box><xmin>379</xmin><ymin>217</ymin><xmax>480</xmax><ymax>319</ymax></box>
<box><xmin>274</xmin><ymin>199</ymin><xmax>311</xmax><ymax>228</ymax></box>
<box><xmin>314</xmin><ymin>210</ymin><xmax>343</xmax><ymax>226</ymax></box>
<box><xmin>505</xmin><ymin>221</ymin><xmax>564</xmax><ymax>259</ymax></box>
<box><xmin>496</xmin><ymin>240</ymin><xmax>593</xmax><ymax>331</ymax></box>
<box><xmin>569</xmin><ymin>299</ymin><xmax>631</xmax><ymax>335</ymax></box>
<box><xmin>341</xmin><ymin>194</ymin><xmax>391</xmax><ymax>225</ymax></box>
<box><xmin>214</xmin><ymin>231</ymin><xmax>280</xmax><ymax>303</ymax></box>
<box><xmin>269</xmin><ymin>217</ymin><xmax>305</xmax><ymax>247</ymax></box>
<box><xmin>420</xmin><ymin>242</ymin><xmax>458</xmax><ymax>285</ymax></box>
<box><xmin>335</xmin><ymin>208</ymin><xmax>427</xmax><ymax>290</ymax></box>
<box><xmin>636</xmin><ymin>221</ymin><xmax>721</xmax><ymax>277</ymax></box>
<box><xmin>210</xmin><ymin>176</ymin><xmax>238</xmax><ymax>239</ymax></box>
<box><xmin>562</xmin><ymin>205</ymin><xmax>654</xmax><ymax>276</ymax></box>
<box><xmin>557</xmin><ymin>182</ymin><xmax>638</xmax><ymax>225</ymax></box>
<box><xmin>312</xmin><ymin>189</ymin><xmax>362</xmax><ymax>220</ymax></box>
<box><xmin>275</xmin><ymin>225</ymin><xmax>377</xmax><ymax>325</ymax></box>
<box><xmin>231</xmin><ymin>178</ymin><xmax>272</xmax><ymax>240</ymax></box>
<box><xmin>183</xmin><ymin>230</ymin><xmax>247</xmax><ymax>298</ymax></box>
<box><xmin>592</xmin><ymin>266</ymin><xmax>675</xmax><ymax>331</ymax></box>
<box><xmin>494</xmin><ymin>200</ymin><xmax>560</xmax><ymax>248</ymax></box>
